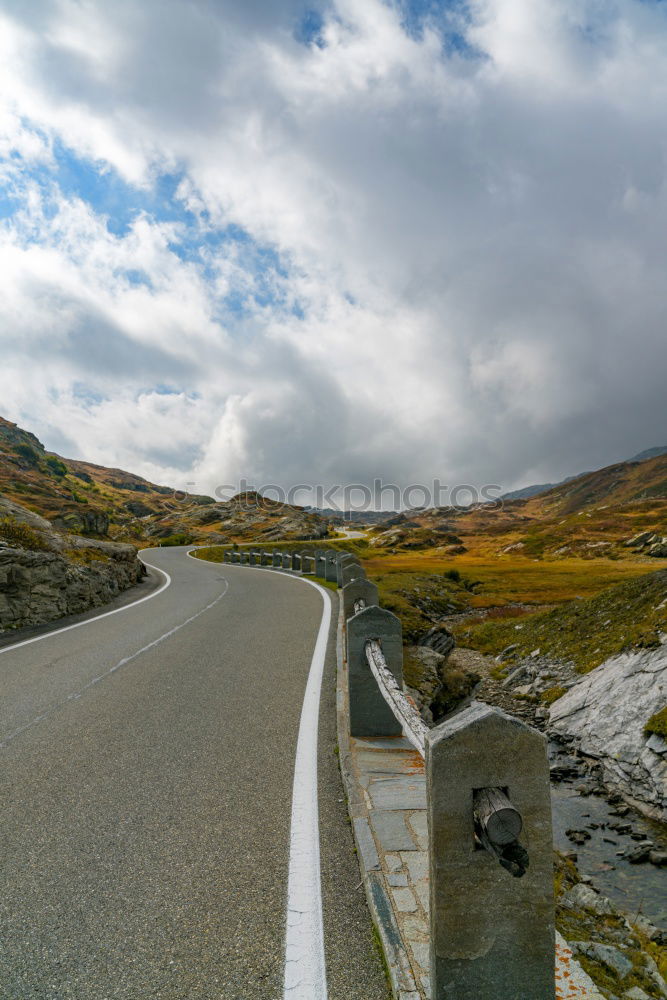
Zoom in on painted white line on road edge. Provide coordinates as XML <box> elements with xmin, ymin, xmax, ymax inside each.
<box><xmin>0</xmin><ymin>577</ymin><xmax>230</xmax><ymax>749</ymax></box>
<box><xmin>0</xmin><ymin>549</ymin><xmax>171</xmax><ymax>657</ymax></box>
<box><xmin>283</xmin><ymin>577</ymin><xmax>331</xmax><ymax>1000</ymax></box>
<box><xmin>189</xmin><ymin>554</ymin><xmax>330</xmax><ymax>999</ymax></box>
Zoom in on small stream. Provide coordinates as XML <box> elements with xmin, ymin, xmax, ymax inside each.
<box><xmin>549</xmin><ymin>743</ymin><xmax>667</xmax><ymax>927</ymax></box>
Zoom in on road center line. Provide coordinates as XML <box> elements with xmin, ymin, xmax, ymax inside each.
<box><xmin>0</xmin><ymin>579</ymin><xmax>229</xmax><ymax>749</ymax></box>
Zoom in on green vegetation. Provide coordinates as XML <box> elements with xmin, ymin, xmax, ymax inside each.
<box><xmin>192</xmin><ymin>545</ymin><xmax>226</xmax><ymax>561</ymax></box>
<box><xmin>64</xmin><ymin>547</ymin><xmax>111</xmax><ymax>565</ymax></box>
<box><xmin>12</xmin><ymin>443</ymin><xmax>40</xmax><ymax>466</ymax></box>
<box><xmin>159</xmin><ymin>533</ymin><xmax>195</xmax><ymax>546</ymax></box>
<box><xmin>540</xmin><ymin>685</ymin><xmax>568</xmax><ymax>705</ymax></box>
<box><xmin>645</xmin><ymin>706</ymin><xmax>667</xmax><ymax>739</ymax></box>
<box><xmin>0</xmin><ymin>517</ymin><xmax>49</xmax><ymax>551</ymax></box>
<box><xmin>454</xmin><ymin>569</ymin><xmax>667</xmax><ymax>673</ymax></box>
<box><xmin>45</xmin><ymin>456</ymin><xmax>68</xmax><ymax>477</ymax></box>
<box><xmin>373</xmin><ymin>572</ymin><xmax>468</xmax><ymax>641</ymax></box>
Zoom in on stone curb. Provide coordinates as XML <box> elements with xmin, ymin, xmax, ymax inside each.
<box><xmin>334</xmin><ymin>595</ymin><xmax>419</xmax><ymax>999</ymax></box>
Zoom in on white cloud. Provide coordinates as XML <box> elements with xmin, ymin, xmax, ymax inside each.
<box><xmin>1</xmin><ymin>0</ymin><xmax>666</xmax><ymax>501</ymax></box>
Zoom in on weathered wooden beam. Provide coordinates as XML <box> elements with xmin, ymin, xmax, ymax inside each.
<box><xmin>473</xmin><ymin>787</ymin><xmax>528</xmax><ymax>878</ymax></box>
<box><xmin>473</xmin><ymin>787</ymin><xmax>522</xmax><ymax>846</ymax></box>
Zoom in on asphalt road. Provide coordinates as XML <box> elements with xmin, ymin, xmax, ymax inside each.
<box><xmin>0</xmin><ymin>547</ymin><xmax>389</xmax><ymax>1000</ymax></box>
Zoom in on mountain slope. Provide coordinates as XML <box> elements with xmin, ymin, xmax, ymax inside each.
<box><xmin>0</xmin><ymin>416</ymin><xmax>328</xmax><ymax>544</ymax></box>
<box><xmin>501</xmin><ymin>445</ymin><xmax>667</xmax><ymax>502</ymax></box>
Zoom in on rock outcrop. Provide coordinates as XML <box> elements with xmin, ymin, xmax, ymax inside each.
<box><xmin>0</xmin><ymin>495</ymin><xmax>145</xmax><ymax>631</ymax></box>
<box><xmin>625</xmin><ymin>531</ymin><xmax>667</xmax><ymax>557</ymax></box>
<box><xmin>549</xmin><ymin>646</ymin><xmax>667</xmax><ymax>821</ymax></box>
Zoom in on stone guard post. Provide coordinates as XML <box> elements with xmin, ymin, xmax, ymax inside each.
<box><xmin>300</xmin><ymin>551</ymin><xmax>313</xmax><ymax>575</ymax></box>
<box><xmin>325</xmin><ymin>550</ymin><xmax>338</xmax><ymax>583</ymax></box>
<box><xmin>232</xmin><ymin>551</ymin><xmax>240</xmax><ymax>564</ymax></box>
<box><xmin>224</xmin><ymin>551</ymin><xmax>230</xmax><ymax>563</ymax></box>
<box><xmin>261</xmin><ymin>550</ymin><xmax>270</xmax><ymax>566</ymax></box>
<box><xmin>249</xmin><ymin>550</ymin><xmax>257</xmax><ymax>566</ymax></box>
<box><xmin>291</xmin><ymin>552</ymin><xmax>301</xmax><ymax>571</ymax></box>
<box><xmin>241</xmin><ymin>551</ymin><xmax>249</xmax><ymax>564</ymax></box>
<box><xmin>314</xmin><ymin>549</ymin><xmax>327</xmax><ymax>578</ymax></box>
<box><xmin>282</xmin><ymin>552</ymin><xmax>291</xmax><ymax>569</ymax></box>
<box><xmin>341</xmin><ymin>561</ymin><xmax>365</xmax><ymax>587</ymax></box>
<box><xmin>337</xmin><ymin>552</ymin><xmax>359</xmax><ymax>586</ymax></box>
<box><xmin>427</xmin><ymin>703</ymin><xmax>554</xmax><ymax>1000</ymax></box>
<box><xmin>346</xmin><ymin>605</ymin><xmax>403</xmax><ymax>737</ymax></box>
<box><xmin>272</xmin><ymin>550</ymin><xmax>282</xmax><ymax>568</ymax></box>
<box><xmin>341</xmin><ymin>578</ymin><xmax>379</xmax><ymax>620</ymax></box>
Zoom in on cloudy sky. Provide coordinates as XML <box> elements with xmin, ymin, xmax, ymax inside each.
<box><xmin>1</xmin><ymin>0</ymin><xmax>665</xmax><ymax>503</ymax></box>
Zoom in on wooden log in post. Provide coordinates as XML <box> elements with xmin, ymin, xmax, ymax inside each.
<box><xmin>473</xmin><ymin>787</ymin><xmax>522</xmax><ymax>846</ymax></box>
<box><xmin>473</xmin><ymin>787</ymin><xmax>529</xmax><ymax>879</ymax></box>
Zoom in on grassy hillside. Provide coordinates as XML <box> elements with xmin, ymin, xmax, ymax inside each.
<box><xmin>0</xmin><ymin>417</ymin><xmax>328</xmax><ymax>545</ymax></box>
<box><xmin>369</xmin><ymin>454</ymin><xmax>667</xmax><ymax>563</ymax></box>
<box><xmin>453</xmin><ymin>569</ymin><xmax>667</xmax><ymax>673</ymax></box>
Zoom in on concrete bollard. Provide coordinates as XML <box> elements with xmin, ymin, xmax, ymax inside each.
<box><xmin>341</xmin><ymin>561</ymin><xmax>365</xmax><ymax>587</ymax></box>
<box><xmin>291</xmin><ymin>552</ymin><xmax>301</xmax><ymax>571</ymax></box>
<box><xmin>249</xmin><ymin>550</ymin><xmax>257</xmax><ymax>566</ymax></box>
<box><xmin>337</xmin><ymin>552</ymin><xmax>359</xmax><ymax>586</ymax></box>
<box><xmin>232</xmin><ymin>551</ymin><xmax>240</xmax><ymax>564</ymax></box>
<box><xmin>241</xmin><ymin>551</ymin><xmax>249</xmax><ymax>564</ymax></box>
<box><xmin>261</xmin><ymin>551</ymin><xmax>271</xmax><ymax>566</ymax></box>
<box><xmin>346</xmin><ymin>605</ymin><xmax>403</xmax><ymax>738</ymax></box>
<box><xmin>314</xmin><ymin>549</ymin><xmax>327</xmax><ymax>578</ymax></box>
<box><xmin>342</xmin><ymin>578</ymin><xmax>379</xmax><ymax>620</ymax></box>
<box><xmin>426</xmin><ymin>703</ymin><xmax>554</xmax><ymax>1000</ymax></box>
<box><xmin>282</xmin><ymin>552</ymin><xmax>291</xmax><ymax>569</ymax></box>
<box><xmin>272</xmin><ymin>551</ymin><xmax>282</xmax><ymax>568</ymax></box>
<box><xmin>300</xmin><ymin>551</ymin><xmax>314</xmax><ymax>575</ymax></box>
<box><xmin>325</xmin><ymin>550</ymin><xmax>338</xmax><ymax>583</ymax></box>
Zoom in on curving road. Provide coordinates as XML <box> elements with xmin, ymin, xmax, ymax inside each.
<box><xmin>0</xmin><ymin>547</ymin><xmax>389</xmax><ymax>1000</ymax></box>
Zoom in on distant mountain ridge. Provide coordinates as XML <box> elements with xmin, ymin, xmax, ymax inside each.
<box><xmin>502</xmin><ymin>445</ymin><xmax>667</xmax><ymax>501</ymax></box>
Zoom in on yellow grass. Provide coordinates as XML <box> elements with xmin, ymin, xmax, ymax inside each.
<box><xmin>363</xmin><ymin>551</ymin><xmax>655</xmax><ymax>607</ymax></box>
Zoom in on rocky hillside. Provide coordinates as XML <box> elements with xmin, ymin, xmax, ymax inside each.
<box><xmin>0</xmin><ymin>496</ymin><xmax>145</xmax><ymax>632</ymax></box>
<box><xmin>368</xmin><ymin>452</ymin><xmax>667</xmax><ymax>560</ymax></box>
<box><xmin>454</xmin><ymin>570</ymin><xmax>667</xmax><ymax>819</ymax></box>
<box><xmin>0</xmin><ymin>416</ymin><xmax>328</xmax><ymax>544</ymax></box>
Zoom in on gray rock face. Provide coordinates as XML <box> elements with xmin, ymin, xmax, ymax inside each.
<box><xmin>549</xmin><ymin>647</ymin><xmax>667</xmax><ymax>820</ymax></box>
<box><xmin>560</xmin><ymin>883</ymin><xmax>616</xmax><ymax>916</ymax></box>
<box><xmin>418</xmin><ymin>625</ymin><xmax>456</xmax><ymax>658</ymax></box>
<box><xmin>572</xmin><ymin>942</ymin><xmax>633</xmax><ymax>980</ymax></box>
<box><xmin>0</xmin><ymin>542</ymin><xmax>145</xmax><ymax>631</ymax></box>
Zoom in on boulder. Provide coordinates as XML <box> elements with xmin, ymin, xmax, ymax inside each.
<box><xmin>572</xmin><ymin>942</ymin><xmax>633</xmax><ymax>980</ymax></box>
<box><xmin>550</xmin><ymin>647</ymin><xmax>667</xmax><ymax>820</ymax></box>
<box><xmin>560</xmin><ymin>883</ymin><xmax>616</xmax><ymax>916</ymax></box>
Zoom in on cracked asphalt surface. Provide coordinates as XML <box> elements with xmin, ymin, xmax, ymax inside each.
<box><xmin>0</xmin><ymin>547</ymin><xmax>389</xmax><ymax>999</ymax></box>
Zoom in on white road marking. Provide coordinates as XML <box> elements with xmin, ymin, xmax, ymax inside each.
<box><xmin>190</xmin><ymin>553</ymin><xmax>331</xmax><ymax>999</ymax></box>
<box><xmin>0</xmin><ymin>549</ymin><xmax>171</xmax><ymax>657</ymax></box>
<box><xmin>0</xmin><ymin>576</ymin><xmax>229</xmax><ymax>748</ymax></box>
<box><xmin>283</xmin><ymin>578</ymin><xmax>331</xmax><ymax>1000</ymax></box>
